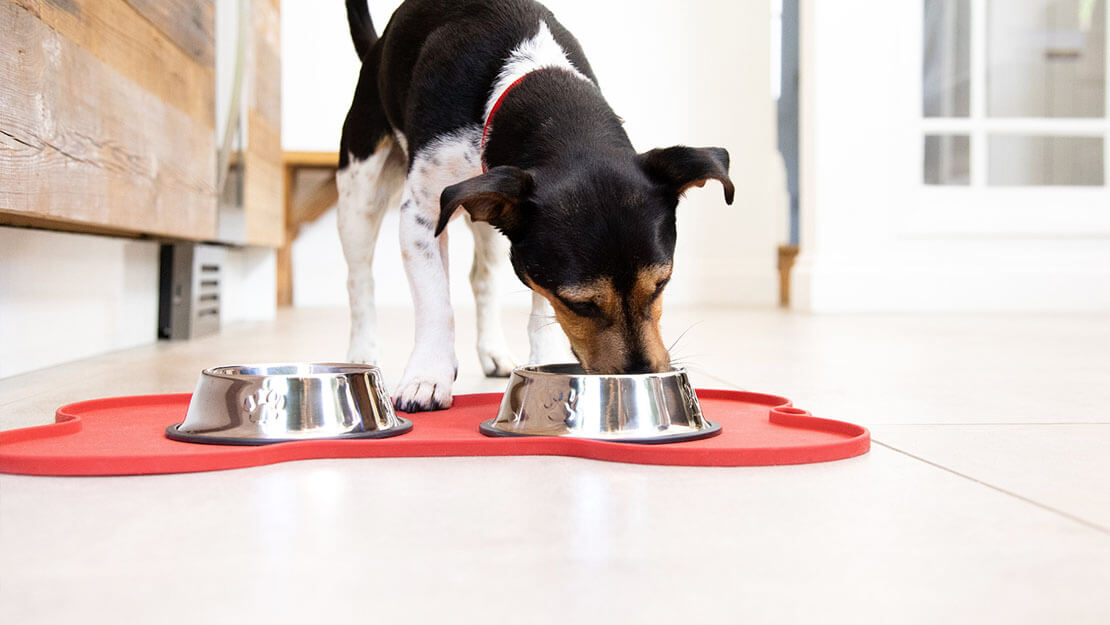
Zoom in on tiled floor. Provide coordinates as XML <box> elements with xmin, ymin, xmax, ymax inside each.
<box><xmin>2</xmin><ymin>307</ymin><xmax>1108</xmax><ymax>624</ymax></box>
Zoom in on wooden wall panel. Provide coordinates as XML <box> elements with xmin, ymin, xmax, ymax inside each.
<box><xmin>245</xmin><ymin>112</ymin><xmax>284</xmax><ymax>246</ymax></box>
<box><xmin>124</xmin><ymin>0</ymin><xmax>216</xmax><ymax>67</ymax></box>
<box><xmin>242</xmin><ymin>0</ymin><xmax>284</xmax><ymax>247</ymax></box>
<box><xmin>0</xmin><ymin>1</ymin><xmax>216</xmax><ymax>240</ymax></box>
<box><xmin>10</xmin><ymin>0</ymin><xmax>215</xmax><ymax>129</ymax></box>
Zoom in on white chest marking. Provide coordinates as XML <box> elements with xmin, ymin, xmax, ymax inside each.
<box><xmin>407</xmin><ymin>126</ymin><xmax>483</xmax><ymax>212</ymax></box>
<box><xmin>483</xmin><ymin>20</ymin><xmax>592</xmax><ymax>124</ymax></box>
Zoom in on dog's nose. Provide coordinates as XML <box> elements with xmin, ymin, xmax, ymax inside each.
<box><xmin>623</xmin><ymin>354</ymin><xmax>654</xmax><ymax>375</ymax></box>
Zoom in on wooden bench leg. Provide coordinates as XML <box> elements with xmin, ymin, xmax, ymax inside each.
<box><xmin>277</xmin><ymin>166</ymin><xmax>295</xmax><ymax>307</ymax></box>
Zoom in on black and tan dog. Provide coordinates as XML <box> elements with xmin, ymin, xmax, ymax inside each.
<box><xmin>337</xmin><ymin>0</ymin><xmax>734</xmax><ymax>412</ymax></box>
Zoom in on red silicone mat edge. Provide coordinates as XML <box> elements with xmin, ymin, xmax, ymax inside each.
<box><xmin>0</xmin><ymin>390</ymin><xmax>870</xmax><ymax>476</ymax></box>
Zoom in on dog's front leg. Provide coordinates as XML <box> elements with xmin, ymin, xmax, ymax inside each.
<box><xmin>528</xmin><ymin>292</ymin><xmax>575</xmax><ymax>365</ymax></box>
<box><xmin>467</xmin><ymin>218</ymin><xmax>515</xmax><ymax>377</ymax></box>
<box><xmin>395</xmin><ymin>190</ymin><xmax>458</xmax><ymax>412</ymax></box>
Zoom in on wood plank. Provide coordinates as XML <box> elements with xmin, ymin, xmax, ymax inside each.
<box><xmin>275</xmin><ymin>240</ymin><xmax>294</xmax><ymax>306</ymax></box>
<box><xmin>123</xmin><ymin>0</ymin><xmax>215</xmax><ymax>67</ymax></box>
<box><xmin>11</xmin><ymin>0</ymin><xmax>215</xmax><ymax>129</ymax></box>
<box><xmin>241</xmin><ymin>0</ymin><xmax>283</xmax><ymax>248</ymax></box>
<box><xmin>249</xmin><ymin>0</ymin><xmax>282</xmax><ymax>129</ymax></box>
<box><xmin>777</xmin><ymin>244</ymin><xmax>799</xmax><ymax>307</ymax></box>
<box><xmin>284</xmin><ymin>151</ymin><xmax>340</xmax><ymax>168</ymax></box>
<box><xmin>244</xmin><ymin>111</ymin><xmax>284</xmax><ymax>246</ymax></box>
<box><xmin>276</xmin><ymin>163</ymin><xmax>295</xmax><ymax>307</ymax></box>
<box><xmin>0</xmin><ymin>212</ymin><xmax>146</xmax><ymax>239</ymax></box>
<box><xmin>0</xmin><ymin>2</ymin><xmax>216</xmax><ymax>239</ymax></box>
<box><xmin>290</xmin><ymin>178</ymin><xmax>338</xmax><ymax>226</ymax></box>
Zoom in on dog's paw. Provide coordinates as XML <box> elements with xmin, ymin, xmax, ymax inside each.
<box><xmin>395</xmin><ymin>370</ymin><xmax>455</xmax><ymax>410</ymax></box>
<box><xmin>477</xmin><ymin>343</ymin><xmax>515</xmax><ymax>378</ymax></box>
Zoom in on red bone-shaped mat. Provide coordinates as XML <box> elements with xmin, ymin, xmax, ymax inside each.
<box><xmin>0</xmin><ymin>390</ymin><xmax>869</xmax><ymax>476</ymax></box>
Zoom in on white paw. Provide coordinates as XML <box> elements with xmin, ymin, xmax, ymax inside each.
<box><xmin>393</xmin><ymin>376</ymin><xmax>454</xmax><ymax>412</ymax></box>
<box><xmin>477</xmin><ymin>343</ymin><xmax>515</xmax><ymax>378</ymax></box>
<box><xmin>393</xmin><ymin>357</ymin><xmax>456</xmax><ymax>412</ymax></box>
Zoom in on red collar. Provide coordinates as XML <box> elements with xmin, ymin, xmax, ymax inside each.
<box><xmin>480</xmin><ymin>73</ymin><xmax>532</xmax><ymax>172</ymax></box>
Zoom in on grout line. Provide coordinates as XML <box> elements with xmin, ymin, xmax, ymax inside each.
<box><xmin>873</xmin><ymin>440</ymin><xmax>1110</xmax><ymax>535</ymax></box>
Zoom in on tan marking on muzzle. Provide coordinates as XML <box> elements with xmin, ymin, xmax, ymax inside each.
<box><xmin>527</xmin><ymin>266</ymin><xmax>673</xmax><ymax>374</ymax></box>
<box><xmin>631</xmin><ymin>264</ymin><xmax>672</xmax><ymax>371</ymax></box>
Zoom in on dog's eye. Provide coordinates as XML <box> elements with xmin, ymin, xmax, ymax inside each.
<box><xmin>564</xmin><ymin>299</ymin><xmax>602</xmax><ymax>318</ymax></box>
<box><xmin>651</xmin><ymin>278</ymin><xmax>670</xmax><ymax>300</ymax></box>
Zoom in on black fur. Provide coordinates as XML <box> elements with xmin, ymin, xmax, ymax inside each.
<box><xmin>345</xmin><ymin>0</ymin><xmax>378</xmax><ymax>60</ymax></box>
<box><xmin>340</xmin><ymin>0</ymin><xmax>734</xmax><ymax>373</ymax></box>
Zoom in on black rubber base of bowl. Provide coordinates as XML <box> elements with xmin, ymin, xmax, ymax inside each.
<box><xmin>477</xmin><ymin>419</ymin><xmax>722</xmax><ymax>445</ymax></box>
<box><xmin>164</xmin><ymin>417</ymin><xmax>413</xmax><ymax>446</ymax></box>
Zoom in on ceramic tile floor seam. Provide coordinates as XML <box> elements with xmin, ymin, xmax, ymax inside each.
<box><xmin>871</xmin><ymin>439</ymin><xmax>1110</xmax><ymax>534</ymax></box>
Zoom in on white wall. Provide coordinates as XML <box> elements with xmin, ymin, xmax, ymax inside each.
<box><xmin>224</xmin><ymin>246</ymin><xmax>279</xmax><ymax>322</ymax></box>
<box><xmin>282</xmin><ymin>0</ymin><xmax>786</xmax><ymax>309</ymax></box>
<box><xmin>0</xmin><ymin>226</ymin><xmax>277</xmax><ymax>378</ymax></box>
<box><xmin>0</xmin><ymin>228</ymin><xmax>160</xmax><ymax>378</ymax></box>
<box><xmin>794</xmin><ymin>0</ymin><xmax>1110</xmax><ymax>312</ymax></box>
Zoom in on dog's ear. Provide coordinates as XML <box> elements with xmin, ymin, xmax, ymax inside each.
<box><xmin>437</xmin><ymin>166</ymin><xmax>534</xmax><ymax>236</ymax></box>
<box><xmin>639</xmin><ymin>146</ymin><xmax>735</xmax><ymax>205</ymax></box>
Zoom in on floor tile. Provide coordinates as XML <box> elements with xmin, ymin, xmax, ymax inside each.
<box><xmin>870</xmin><ymin>424</ymin><xmax>1110</xmax><ymax>531</ymax></box>
<box><xmin>1</xmin><ymin>445</ymin><xmax>1106</xmax><ymax>625</ymax></box>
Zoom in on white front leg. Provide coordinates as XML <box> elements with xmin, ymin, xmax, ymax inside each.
<box><xmin>527</xmin><ymin>291</ymin><xmax>575</xmax><ymax>365</ymax></box>
<box><xmin>468</xmin><ymin>218</ymin><xmax>515</xmax><ymax>377</ymax></box>
<box><xmin>394</xmin><ymin>190</ymin><xmax>458</xmax><ymax>412</ymax></box>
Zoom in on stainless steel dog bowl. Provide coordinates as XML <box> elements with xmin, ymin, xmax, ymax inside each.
<box><xmin>166</xmin><ymin>363</ymin><xmax>411</xmax><ymax>445</ymax></box>
<box><xmin>480</xmin><ymin>364</ymin><xmax>720</xmax><ymax>443</ymax></box>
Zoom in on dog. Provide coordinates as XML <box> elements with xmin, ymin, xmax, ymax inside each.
<box><xmin>337</xmin><ymin>0</ymin><xmax>734</xmax><ymax>412</ymax></box>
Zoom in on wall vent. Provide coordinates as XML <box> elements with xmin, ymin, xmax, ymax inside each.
<box><xmin>158</xmin><ymin>243</ymin><xmax>227</xmax><ymax>340</ymax></box>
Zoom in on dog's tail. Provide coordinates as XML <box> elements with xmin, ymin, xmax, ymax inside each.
<box><xmin>346</xmin><ymin>0</ymin><xmax>378</xmax><ymax>60</ymax></box>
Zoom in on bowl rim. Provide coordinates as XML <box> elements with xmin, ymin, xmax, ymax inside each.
<box><xmin>201</xmin><ymin>362</ymin><xmax>384</xmax><ymax>379</ymax></box>
<box><xmin>510</xmin><ymin>363</ymin><xmax>690</xmax><ymax>380</ymax></box>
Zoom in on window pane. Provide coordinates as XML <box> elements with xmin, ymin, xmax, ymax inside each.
<box><xmin>924</xmin><ymin>0</ymin><xmax>972</xmax><ymax>117</ymax></box>
<box><xmin>925</xmin><ymin>134</ymin><xmax>972</xmax><ymax>184</ymax></box>
<box><xmin>988</xmin><ymin>135</ymin><xmax>1104</xmax><ymax>185</ymax></box>
<box><xmin>987</xmin><ymin>0</ymin><xmax>1107</xmax><ymax>118</ymax></box>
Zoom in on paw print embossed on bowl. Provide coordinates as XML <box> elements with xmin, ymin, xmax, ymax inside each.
<box><xmin>480</xmin><ymin>364</ymin><xmax>720</xmax><ymax>444</ymax></box>
<box><xmin>166</xmin><ymin>363</ymin><xmax>411</xmax><ymax>445</ymax></box>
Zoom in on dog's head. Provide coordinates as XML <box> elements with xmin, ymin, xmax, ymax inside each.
<box><xmin>438</xmin><ymin>146</ymin><xmax>733</xmax><ymax>374</ymax></box>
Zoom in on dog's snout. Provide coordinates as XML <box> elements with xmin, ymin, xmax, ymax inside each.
<box><xmin>619</xmin><ymin>347</ymin><xmax>670</xmax><ymax>375</ymax></box>
<box><xmin>579</xmin><ymin>350</ymin><xmax>669</xmax><ymax>375</ymax></box>
<box><xmin>623</xmin><ymin>353</ymin><xmax>654</xmax><ymax>374</ymax></box>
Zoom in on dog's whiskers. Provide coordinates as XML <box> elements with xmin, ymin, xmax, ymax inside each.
<box><xmin>665</xmin><ymin>321</ymin><xmax>703</xmax><ymax>354</ymax></box>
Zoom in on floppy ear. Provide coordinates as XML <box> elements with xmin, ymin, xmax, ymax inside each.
<box><xmin>437</xmin><ymin>166</ymin><xmax>534</xmax><ymax>236</ymax></box>
<box><xmin>639</xmin><ymin>146</ymin><xmax>735</xmax><ymax>205</ymax></box>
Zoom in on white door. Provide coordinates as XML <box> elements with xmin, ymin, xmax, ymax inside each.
<box><xmin>795</xmin><ymin>0</ymin><xmax>1110</xmax><ymax>312</ymax></box>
